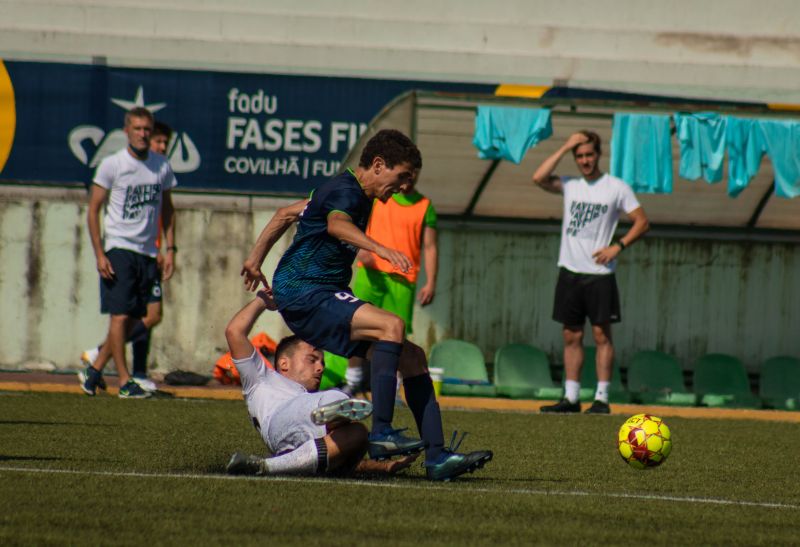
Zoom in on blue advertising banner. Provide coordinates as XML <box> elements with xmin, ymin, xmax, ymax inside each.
<box><xmin>0</xmin><ymin>60</ymin><xmax>494</xmax><ymax>195</ymax></box>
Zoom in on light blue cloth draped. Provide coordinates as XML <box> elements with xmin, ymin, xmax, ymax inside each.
<box><xmin>473</xmin><ymin>106</ymin><xmax>552</xmax><ymax>164</ymax></box>
<box><xmin>725</xmin><ymin>117</ymin><xmax>766</xmax><ymax>197</ymax></box>
<box><xmin>758</xmin><ymin>120</ymin><xmax>800</xmax><ymax>199</ymax></box>
<box><xmin>610</xmin><ymin>113</ymin><xmax>673</xmax><ymax>193</ymax></box>
<box><xmin>674</xmin><ymin>112</ymin><xmax>727</xmax><ymax>183</ymax></box>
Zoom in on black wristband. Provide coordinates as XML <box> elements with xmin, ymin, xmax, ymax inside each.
<box><xmin>166</xmin><ymin>246</ymin><xmax>178</xmax><ymax>253</ymax></box>
<box><xmin>613</xmin><ymin>239</ymin><xmax>626</xmax><ymax>251</ymax></box>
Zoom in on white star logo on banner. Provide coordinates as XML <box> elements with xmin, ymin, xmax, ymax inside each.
<box><xmin>111</xmin><ymin>86</ymin><xmax>166</xmax><ymax>113</ymax></box>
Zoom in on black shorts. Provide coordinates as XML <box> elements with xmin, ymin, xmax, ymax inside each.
<box><xmin>99</xmin><ymin>248</ymin><xmax>159</xmax><ymax>318</ymax></box>
<box><xmin>552</xmin><ymin>267</ymin><xmax>621</xmax><ymax>326</ymax></box>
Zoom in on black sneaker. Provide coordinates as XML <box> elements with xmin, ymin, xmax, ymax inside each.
<box><xmin>584</xmin><ymin>400</ymin><xmax>611</xmax><ymax>414</ymax></box>
<box><xmin>118</xmin><ymin>380</ymin><xmax>152</xmax><ymax>399</ymax></box>
<box><xmin>77</xmin><ymin>366</ymin><xmax>103</xmax><ymax>396</ymax></box>
<box><xmin>226</xmin><ymin>452</ymin><xmax>267</xmax><ymax>476</ymax></box>
<box><xmin>540</xmin><ymin>399</ymin><xmax>581</xmax><ymax>413</ymax></box>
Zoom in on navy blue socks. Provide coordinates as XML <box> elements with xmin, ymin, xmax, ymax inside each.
<box><xmin>403</xmin><ymin>373</ymin><xmax>444</xmax><ymax>464</ymax></box>
<box><xmin>369</xmin><ymin>341</ymin><xmax>402</xmax><ymax>435</ymax></box>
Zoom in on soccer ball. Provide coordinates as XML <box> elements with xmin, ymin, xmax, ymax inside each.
<box><xmin>617</xmin><ymin>414</ymin><xmax>672</xmax><ymax>469</ymax></box>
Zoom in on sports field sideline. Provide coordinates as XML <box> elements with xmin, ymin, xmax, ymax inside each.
<box><xmin>2</xmin><ymin>370</ymin><xmax>799</xmax><ymax>424</ymax></box>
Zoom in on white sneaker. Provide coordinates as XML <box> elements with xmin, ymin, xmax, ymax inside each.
<box><xmin>80</xmin><ymin>347</ymin><xmax>99</xmax><ymax>367</ymax></box>
<box><xmin>310</xmin><ymin>398</ymin><xmax>373</xmax><ymax>425</ymax></box>
<box><xmin>132</xmin><ymin>377</ymin><xmax>158</xmax><ymax>392</ymax></box>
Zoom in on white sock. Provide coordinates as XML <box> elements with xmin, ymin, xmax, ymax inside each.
<box><xmin>595</xmin><ymin>381</ymin><xmax>610</xmax><ymax>403</ymax></box>
<box><xmin>565</xmin><ymin>380</ymin><xmax>581</xmax><ymax>403</ymax></box>
<box><xmin>345</xmin><ymin>366</ymin><xmax>363</xmax><ymax>388</ymax></box>
<box><xmin>264</xmin><ymin>438</ymin><xmax>326</xmax><ymax>475</ymax></box>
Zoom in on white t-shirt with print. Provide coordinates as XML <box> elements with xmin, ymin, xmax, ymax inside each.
<box><xmin>558</xmin><ymin>173</ymin><xmax>640</xmax><ymax>275</ymax></box>
<box><xmin>93</xmin><ymin>148</ymin><xmax>177</xmax><ymax>257</ymax></box>
<box><xmin>233</xmin><ymin>349</ymin><xmax>306</xmax><ymax>450</ymax></box>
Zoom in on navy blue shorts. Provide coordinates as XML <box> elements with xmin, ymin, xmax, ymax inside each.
<box><xmin>99</xmin><ymin>248</ymin><xmax>159</xmax><ymax>318</ymax></box>
<box><xmin>279</xmin><ymin>289</ymin><xmax>371</xmax><ymax>358</ymax></box>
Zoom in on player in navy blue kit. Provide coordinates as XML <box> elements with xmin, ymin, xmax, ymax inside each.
<box><xmin>241</xmin><ymin>130</ymin><xmax>491</xmax><ymax>481</ymax></box>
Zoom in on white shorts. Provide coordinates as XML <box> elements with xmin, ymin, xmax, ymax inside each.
<box><xmin>266</xmin><ymin>389</ymin><xmax>348</xmax><ymax>454</ymax></box>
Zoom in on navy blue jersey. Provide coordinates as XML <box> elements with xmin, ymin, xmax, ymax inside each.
<box><xmin>272</xmin><ymin>170</ymin><xmax>372</xmax><ymax>309</ymax></box>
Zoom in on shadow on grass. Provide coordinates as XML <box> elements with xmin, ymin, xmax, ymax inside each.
<box><xmin>0</xmin><ymin>454</ymin><xmax>68</xmax><ymax>462</ymax></box>
<box><xmin>0</xmin><ymin>420</ymin><xmax>116</xmax><ymax>427</ymax></box>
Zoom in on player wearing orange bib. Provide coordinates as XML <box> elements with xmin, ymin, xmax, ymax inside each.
<box><xmin>342</xmin><ymin>174</ymin><xmax>438</xmax><ymax>395</ymax></box>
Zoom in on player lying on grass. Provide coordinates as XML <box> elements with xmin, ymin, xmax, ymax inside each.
<box><xmin>224</xmin><ymin>291</ymin><xmax>418</xmax><ymax>477</ymax></box>
<box><xmin>240</xmin><ymin>129</ymin><xmax>492</xmax><ymax>481</ymax></box>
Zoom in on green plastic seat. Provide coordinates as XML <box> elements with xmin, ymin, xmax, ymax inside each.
<box><xmin>429</xmin><ymin>339</ymin><xmax>496</xmax><ymax>397</ymax></box>
<box><xmin>692</xmin><ymin>353</ymin><xmax>760</xmax><ymax>408</ymax></box>
<box><xmin>627</xmin><ymin>350</ymin><xmax>695</xmax><ymax>406</ymax></box>
<box><xmin>577</xmin><ymin>346</ymin><xmax>629</xmax><ymax>403</ymax></box>
<box><xmin>493</xmin><ymin>343</ymin><xmax>562</xmax><ymax>400</ymax></box>
<box><xmin>321</xmin><ymin>352</ymin><xmax>349</xmax><ymax>390</ymax></box>
<box><xmin>759</xmin><ymin>356</ymin><xmax>800</xmax><ymax>410</ymax></box>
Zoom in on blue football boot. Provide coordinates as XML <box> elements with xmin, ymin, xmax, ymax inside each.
<box><xmin>368</xmin><ymin>427</ymin><xmax>426</xmax><ymax>460</ymax></box>
<box><xmin>425</xmin><ymin>431</ymin><xmax>493</xmax><ymax>481</ymax></box>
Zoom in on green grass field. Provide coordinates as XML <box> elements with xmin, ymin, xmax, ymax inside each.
<box><xmin>1</xmin><ymin>391</ymin><xmax>799</xmax><ymax>545</ymax></box>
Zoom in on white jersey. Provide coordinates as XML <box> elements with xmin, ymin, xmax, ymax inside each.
<box><xmin>558</xmin><ymin>173</ymin><xmax>640</xmax><ymax>275</ymax></box>
<box><xmin>93</xmin><ymin>148</ymin><xmax>177</xmax><ymax>257</ymax></box>
<box><xmin>233</xmin><ymin>349</ymin><xmax>306</xmax><ymax>450</ymax></box>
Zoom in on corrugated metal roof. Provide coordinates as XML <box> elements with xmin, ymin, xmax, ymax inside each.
<box><xmin>344</xmin><ymin>90</ymin><xmax>800</xmax><ymax>231</ymax></box>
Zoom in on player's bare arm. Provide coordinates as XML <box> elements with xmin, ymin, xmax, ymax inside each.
<box><xmin>354</xmin><ymin>452</ymin><xmax>420</xmax><ymax>475</ymax></box>
<box><xmin>87</xmin><ymin>184</ymin><xmax>114</xmax><ymax>279</ymax></box>
<box><xmin>327</xmin><ymin>212</ymin><xmax>412</xmax><ymax>273</ymax></box>
<box><xmin>225</xmin><ymin>290</ymin><xmax>277</xmax><ymax>360</ymax></box>
<box><xmin>532</xmin><ymin>132</ymin><xmax>590</xmax><ymax>194</ymax></box>
<box><xmin>356</xmin><ymin>248</ymin><xmax>377</xmax><ymax>269</ymax></box>
<box><xmin>242</xmin><ymin>198</ymin><xmax>309</xmax><ymax>291</ymax></box>
<box><xmin>592</xmin><ymin>206</ymin><xmax>651</xmax><ymax>265</ymax></box>
<box><xmin>161</xmin><ymin>189</ymin><xmax>176</xmax><ymax>281</ymax></box>
<box><xmin>417</xmin><ymin>225</ymin><xmax>438</xmax><ymax>306</ymax></box>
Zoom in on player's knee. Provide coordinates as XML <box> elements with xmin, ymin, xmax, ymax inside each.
<box><xmin>348</xmin><ymin>422</ymin><xmax>369</xmax><ymax>447</ymax></box>
<box><xmin>592</xmin><ymin>326</ymin><xmax>612</xmax><ymax>346</ymax></box>
<box><xmin>399</xmin><ymin>341</ymin><xmax>427</xmax><ymax>377</ymax></box>
<box><xmin>151</xmin><ymin>307</ymin><xmax>163</xmax><ymax>326</ymax></box>
<box><xmin>328</xmin><ymin>423</ymin><xmax>368</xmax><ymax>455</ymax></box>
<box><xmin>563</xmin><ymin>329</ymin><xmax>583</xmax><ymax>347</ymax></box>
<box><xmin>380</xmin><ymin>315</ymin><xmax>405</xmax><ymax>342</ymax></box>
<box><xmin>143</xmin><ymin>309</ymin><xmax>162</xmax><ymax>329</ymax></box>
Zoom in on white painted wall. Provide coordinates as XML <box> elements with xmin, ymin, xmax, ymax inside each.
<box><xmin>1</xmin><ymin>0</ymin><xmax>799</xmax><ymax>102</ymax></box>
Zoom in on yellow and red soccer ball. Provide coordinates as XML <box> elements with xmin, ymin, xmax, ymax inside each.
<box><xmin>617</xmin><ymin>414</ymin><xmax>672</xmax><ymax>469</ymax></box>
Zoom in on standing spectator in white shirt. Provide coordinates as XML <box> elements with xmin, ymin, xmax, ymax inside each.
<box><xmin>532</xmin><ymin>131</ymin><xmax>650</xmax><ymax>414</ymax></box>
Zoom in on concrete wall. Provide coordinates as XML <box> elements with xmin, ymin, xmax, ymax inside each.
<box><xmin>422</xmin><ymin>223</ymin><xmax>800</xmax><ymax>373</ymax></box>
<box><xmin>1</xmin><ymin>0</ymin><xmax>799</xmax><ymax>103</ymax></box>
<box><xmin>2</xmin><ymin>186</ymin><xmax>798</xmax><ymax>375</ymax></box>
<box><xmin>0</xmin><ymin>186</ymin><xmax>297</xmax><ymax>373</ymax></box>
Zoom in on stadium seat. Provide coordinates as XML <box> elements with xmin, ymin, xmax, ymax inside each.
<box><xmin>321</xmin><ymin>352</ymin><xmax>349</xmax><ymax>390</ymax></box>
<box><xmin>493</xmin><ymin>343</ymin><xmax>562</xmax><ymax>400</ymax></box>
<box><xmin>692</xmin><ymin>353</ymin><xmax>760</xmax><ymax>408</ymax></box>
<box><xmin>428</xmin><ymin>339</ymin><xmax>496</xmax><ymax>397</ymax></box>
<box><xmin>627</xmin><ymin>350</ymin><xmax>695</xmax><ymax>406</ymax></box>
<box><xmin>577</xmin><ymin>346</ymin><xmax>629</xmax><ymax>403</ymax></box>
<box><xmin>759</xmin><ymin>355</ymin><xmax>800</xmax><ymax>410</ymax></box>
